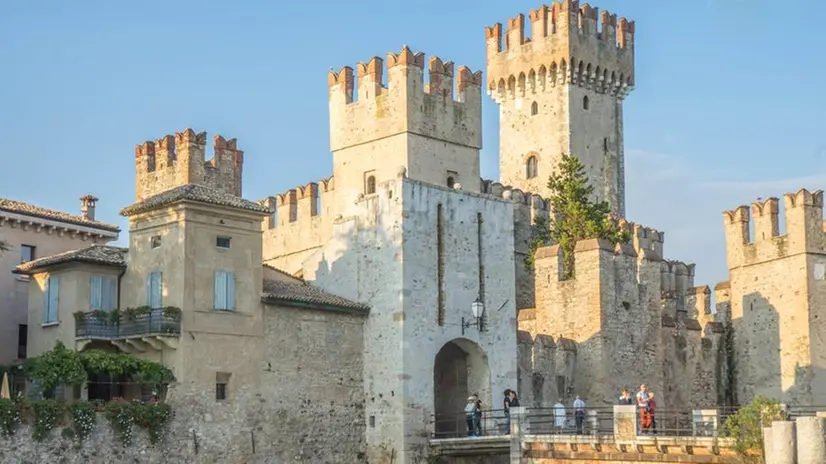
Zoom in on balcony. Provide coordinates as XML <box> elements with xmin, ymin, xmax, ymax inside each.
<box><xmin>74</xmin><ymin>308</ymin><xmax>180</xmax><ymax>352</ymax></box>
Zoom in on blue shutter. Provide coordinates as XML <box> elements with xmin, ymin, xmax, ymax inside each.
<box><xmin>214</xmin><ymin>271</ymin><xmax>227</xmax><ymax>310</ymax></box>
<box><xmin>42</xmin><ymin>279</ymin><xmax>50</xmax><ymax>324</ymax></box>
<box><xmin>226</xmin><ymin>272</ymin><xmax>235</xmax><ymax>311</ymax></box>
<box><xmin>147</xmin><ymin>272</ymin><xmax>162</xmax><ymax>308</ymax></box>
<box><xmin>102</xmin><ymin>276</ymin><xmax>117</xmax><ymax>311</ymax></box>
<box><xmin>48</xmin><ymin>277</ymin><xmax>60</xmax><ymax>323</ymax></box>
<box><xmin>90</xmin><ymin>276</ymin><xmax>103</xmax><ymax>310</ymax></box>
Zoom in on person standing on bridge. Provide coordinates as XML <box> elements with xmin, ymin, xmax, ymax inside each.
<box><xmin>553</xmin><ymin>399</ymin><xmax>566</xmax><ymax>433</ymax></box>
<box><xmin>503</xmin><ymin>389</ymin><xmax>520</xmax><ymax>435</ymax></box>
<box><xmin>465</xmin><ymin>396</ymin><xmax>478</xmax><ymax>437</ymax></box>
<box><xmin>573</xmin><ymin>396</ymin><xmax>586</xmax><ymax>434</ymax></box>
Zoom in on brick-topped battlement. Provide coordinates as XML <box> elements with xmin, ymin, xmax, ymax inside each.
<box><xmin>723</xmin><ymin>188</ymin><xmax>826</xmax><ymax>268</ymax></box>
<box><xmin>480</xmin><ymin>178</ymin><xmax>551</xmax><ymax>211</ymax></box>
<box><xmin>486</xmin><ymin>1</ymin><xmax>635</xmax><ymax>103</ymax></box>
<box><xmin>134</xmin><ymin>129</ymin><xmax>243</xmax><ymax>201</ymax></box>
<box><xmin>329</xmin><ymin>46</ymin><xmax>483</xmax><ymax>153</ymax></box>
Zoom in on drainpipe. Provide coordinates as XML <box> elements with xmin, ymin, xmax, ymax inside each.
<box><xmin>116</xmin><ymin>267</ymin><xmax>127</xmax><ymax>310</ymax></box>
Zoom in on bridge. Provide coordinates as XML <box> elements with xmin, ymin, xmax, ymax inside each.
<box><xmin>427</xmin><ymin>405</ymin><xmax>826</xmax><ymax>463</ymax></box>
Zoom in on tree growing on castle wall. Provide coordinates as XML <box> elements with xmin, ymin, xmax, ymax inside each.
<box><xmin>525</xmin><ymin>154</ymin><xmax>629</xmax><ymax>279</ymax></box>
<box><xmin>0</xmin><ymin>239</ymin><xmax>9</xmax><ymax>252</ymax></box>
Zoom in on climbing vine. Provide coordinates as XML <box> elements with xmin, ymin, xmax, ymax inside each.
<box><xmin>134</xmin><ymin>400</ymin><xmax>173</xmax><ymax>444</ymax></box>
<box><xmin>23</xmin><ymin>341</ymin><xmax>175</xmax><ymax>394</ymax></box>
<box><xmin>31</xmin><ymin>399</ymin><xmax>65</xmax><ymax>441</ymax></box>
<box><xmin>69</xmin><ymin>401</ymin><xmax>96</xmax><ymax>444</ymax></box>
<box><xmin>105</xmin><ymin>399</ymin><xmax>136</xmax><ymax>446</ymax></box>
<box><xmin>0</xmin><ymin>398</ymin><xmax>21</xmax><ymax>437</ymax></box>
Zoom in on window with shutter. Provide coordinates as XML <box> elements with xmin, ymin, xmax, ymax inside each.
<box><xmin>214</xmin><ymin>271</ymin><xmax>235</xmax><ymax>311</ymax></box>
<box><xmin>92</xmin><ymin>275</ymin><xmax>117</xmax><ymax>310</ymax></box>
<box><xmin>43</xmin><ymin>277</ymin><xmax>60</xmax><ymax>324</ymax></box>
<box><xmin>147</xmin><ymin>272</ymin><xmax>163</xmax><ymax>308</ymax></box>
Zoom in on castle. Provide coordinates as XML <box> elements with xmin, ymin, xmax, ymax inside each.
<box><xmin>7</xmin><ymin>1</ymin><xmax>826</xmax><ymax>463</ymax></box>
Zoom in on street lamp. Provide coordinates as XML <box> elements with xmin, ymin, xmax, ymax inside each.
<box><xmin>462</xmin><ymin>297</ymin><xmax>486</xmax><ymax>335</ymax></box>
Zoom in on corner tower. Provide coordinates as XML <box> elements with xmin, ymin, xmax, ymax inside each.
<box><xmin>329</xmin><ymin>46</ymin><xmax>483</xmax><ymax>214</ymax></box>
<box><xmin>486</xmin><ymin>1</ymin><xmax>635</xmax><ymax>215</ymax></box>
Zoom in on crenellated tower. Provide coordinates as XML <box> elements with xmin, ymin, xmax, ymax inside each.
<box><xmin>328</xmin><ymin>46</ymin><xmax>483</xmax><ymax>215</ymax></box>
<box><xmin>134</xmin><ymin>129</ymin><xmax>244</xmax><ymax>201</ymax></box>
<box><xmin>486</xmin><ymin>1</ymin><xmax>635</xmax><ymax>216</ymax></box>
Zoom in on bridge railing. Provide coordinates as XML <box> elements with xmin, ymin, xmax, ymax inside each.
<box><xmin>430</xmin><ymin>405</ymin><xmax>746</xmax><ymax>439</ymax></box>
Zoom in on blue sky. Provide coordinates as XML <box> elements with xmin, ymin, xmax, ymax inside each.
<box><xmin>1</xmin><ymin>0</ymin><xmax>825</xmax><ymax>287</ymax></box>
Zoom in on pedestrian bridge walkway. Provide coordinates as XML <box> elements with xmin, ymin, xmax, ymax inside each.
<box><xmin>427</xmin><ymin>405</ymin><xmax>826</xmax><ymax>463</ymax></box>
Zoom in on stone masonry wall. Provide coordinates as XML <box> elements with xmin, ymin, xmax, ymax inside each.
<box><xmin>0</xmin><ymin>303</ymin><xmax>367</xmax><ymax>464</ymax></box>
<box><xmin>526</xmin><ymin>236</ymin><xmax>723</xmax><ymax>410</ymax></box>
<box><xmin>302</xmin><ymin>176</ymin><xmax>518</xmax><ymax>464</ymax></box>
<box><xmin>721</xmin><ymin>189</ymin><xmax>826</xmax><ymax>405</ymax></box>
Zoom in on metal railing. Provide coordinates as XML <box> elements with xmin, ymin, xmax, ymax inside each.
<box><xmin>75</xmin><ymin>309</ymin><xmax>181</xmax><ymax>339</ymax></box>
<box><xmin>430</xmin><ymin>405</ymin><xmax>744</xmax><ymax>440</ymax></box>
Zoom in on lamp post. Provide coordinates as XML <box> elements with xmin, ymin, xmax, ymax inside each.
<box><xmin>462</xmin><ymin>297</ymin><xmax>486</xmax><ymax>335</ymax></box>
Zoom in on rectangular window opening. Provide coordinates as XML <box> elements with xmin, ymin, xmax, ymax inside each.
<box><xmin>17</xmin><ymin>324</ymin><xmax>27</xmax><ymax>359</ymax></box>
<box><xmin>43</xmin><ymin>276</ymin><xmax>60</xmax><ymax>324</ymax></box>
<box><xmin>20</xmin><ymin>245</ymin><xmax>35</xmax><ymax>263</ymax></box>
<box><xmin>150</xmin><ymin>235</ymin><xmax>162</xmax><ymax>249</ymax></box>
<box><xmin>214</xmin><ymin>271</ymin><xmax>236</xmax><ymax>311</ymax></box>
<box><xmin>90</xmin><ymin>275</ymin><xmax>117</xmax><ymax>311</ymax></box>
<box><xmin>147</xmin><ymin>272</ymin><xmax>163</xmax><ymax>308</ymax></box>
<box><xmin>215</xmin><ymin>372</ymin><xmax>231</xmax><ymax>401</ymax></box>
<box><xmin>216</xmin><ymin>236</ymin><xmax>231</xmax><ymax>248</ymax></box>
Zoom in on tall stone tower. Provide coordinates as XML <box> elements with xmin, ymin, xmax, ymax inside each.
<box><xmin>328</xmin><ymin>47</ymin><xmax>483</xmax><ymax>215</ymax></box>
<box><xmin>486</xmin><ymin>1</ymin><xmax>635</xmax><ymax>216</ymax></box>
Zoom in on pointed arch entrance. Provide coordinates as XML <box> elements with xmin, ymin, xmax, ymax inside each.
<box><xmin>433</xmin><ymin>338</ymin><xmax>491</xmax><ymax>437</ymax></box>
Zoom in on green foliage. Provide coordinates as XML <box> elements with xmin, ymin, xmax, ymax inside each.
<box><xmin>74</xmin><ymin>306</ymin><xmax>181</xmax><ymax>324</ymax></box>
<box><xmin>134</xmin><ymin>401</ymin><xmax>173</xmax><ymax>444</ymax></box>
<box><xmin>23</xmin><ymin>341</ymin><xmax>175</xmax><ymax>395</ymax></box>
<box><xmin>104</xmin><ymin>399</ymin><xmax>136</xmax><ymax>446</ymax></box>
<box><xmin>31</xmin><ymin>399</ymin><xmax>66</xmax><ymax>441</ymax></box>
<box><xmin>69</xmin><ymin>401</ymin><xmax>96</xmax><ymax>443</ymax></box>
<box><xmin>23</xmin><ymin>341</ymin><xmax>86</xmax><ymax>393</ymax></box>
<box><xmin>525</xmin><ymin>154</ymin><xmax>630</xmax><ymax>277</ymax></box>
<box><xmin>0</xmin><ymin>398</ymin><xmax>21</xmax><ymax>437</ymax></box>
<box><xmin>722</xmin><ymin>396</ymin><xmax>786</xmax><ymax>457</ymax></box>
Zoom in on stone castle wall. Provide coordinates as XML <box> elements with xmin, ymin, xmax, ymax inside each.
<box><xmin>720</xmin><ymin>189</ymin><xmax>826</xmax><ymax>405</ymax></box>
<box><xmin>299</xmin><ymin>177</ymin><xmax>518</xmax><ymax>463</ymax></box>
<box><xmin>519</xmin><ymin>235</ymin><xmax>723</xmax><ymax>410</ymax></box>
<box><xmin>134</xmin><ymin>129</ymin><xmax>243</xmax><ymax>202</ymax></box>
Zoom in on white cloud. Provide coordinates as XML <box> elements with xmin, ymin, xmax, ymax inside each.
<box><xmin>624</xmin><ymin>149</ymin><xmax>826</xmax><ymax>287</ymax></box>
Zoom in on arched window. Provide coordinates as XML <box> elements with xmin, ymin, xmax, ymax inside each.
<box><xmin>447</xmin><ymin>176</ymin><xmax>455</xmax><ymax>188</ymax></box>
<box><xmin>366</xmin><ymin>175</ymin><xmax>376</xmax><ymax>195</ymax></box>
<box><xmin>531</xmin><ymin>101</ymin><xmax>538</xmax><ymax>116</ymax></box>
<box><xmin>526</xmin><ymin>156</ymin><xmax>538</xmax><ymax>179</ymax></box>
<box><xmin>582</xmin><ymin>95</ymin><xmax>589</xmax><ymax>110</ymax></box>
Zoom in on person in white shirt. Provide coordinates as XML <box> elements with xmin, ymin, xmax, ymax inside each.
<box><xmin>552</xmin><ymin>399</ymin><xmax>566</xmax><ymax>433</ymax></box>
<box><xmin>572</xmin><ymin>396</ymin><xmax>586</xmax><ymax>434</ymax></box>
<box><xmin>635</xmin><ymin>384</ymin><xmax>648</xmax><ymax>434</ymax></box>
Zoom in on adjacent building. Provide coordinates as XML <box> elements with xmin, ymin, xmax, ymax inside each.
<box><xmin>0</xmin><ymin>195</ymin><xmax>119</xmax><ymax>366</ymax></box>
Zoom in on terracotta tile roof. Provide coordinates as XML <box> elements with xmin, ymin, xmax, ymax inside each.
<box><xmin>14</xmin><ymin>244</ymin><xmax>128</xmax><ymax>274</ymax></box>
<box><xmin>119</xmin><ymin>184</ymin><xmax>274</xmax><ymax>216</ymax></box>
<box><xmin>0</xmin><ymin>197</ymin><xmax>120</xmax><ymax>232</ymax></box>
<box><xmin>261</xmin><ymin>279</ymin><xmax>369</xmax><ymax>313</ymax></box>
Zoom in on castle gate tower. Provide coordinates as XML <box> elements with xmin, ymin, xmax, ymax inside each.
<box><xmin>486</xmin><ymin>0</ymin><xmax>635</xmax><ymax>216</ymax></box>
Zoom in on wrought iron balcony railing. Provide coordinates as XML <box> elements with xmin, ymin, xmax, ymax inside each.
<box><xmin>75</xmin><ymin>309</ymin><xmax>181</xmax><ymax>339</ymax></box>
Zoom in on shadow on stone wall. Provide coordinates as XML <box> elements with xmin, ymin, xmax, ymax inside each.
<box><xmin>732</xmin><ymin>291</ymin><xmax>782</xmax><ymax>403</ymax></box>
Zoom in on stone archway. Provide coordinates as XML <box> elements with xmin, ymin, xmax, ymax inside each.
<box><xmin>433</xmin><ymin>338</ymin><xmax>491</xmax><ymax>438</ymax></box>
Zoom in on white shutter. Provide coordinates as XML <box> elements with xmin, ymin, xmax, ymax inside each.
<box><xmin>214</xmin><ymin>271</ymin><xmax>227</xmax><ymax>310</ymax></box>
<box><xmin>48</xmin><ymin>277</ymin><xmax>60</xmax><ymax>323</ymax></box>
<box><xmin>42</xmin><ymin>279</ymin><xmax>50</xmax><ymax>324</ymax></box>
<box><xmin>90</xmin><ymin>276</ymin><xmax>103</xmax><ymax>310</ymax></box>
<box><xmin>226</xmin><ymin>272</ymin><xmax>235</xmax><ymax>311</ymax></box>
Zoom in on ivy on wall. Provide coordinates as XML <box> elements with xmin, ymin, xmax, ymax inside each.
<box><xmin>22</xmin><ymin>341</ymin><xmax>175</xmax><ymax>393</ymax></box>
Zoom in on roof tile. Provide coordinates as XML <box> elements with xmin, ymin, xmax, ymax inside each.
<box><xmin>0</xmin><ymin>198</ymin><xmax>120</xmax><ymax>232</ymax></box>
<box><xmin>15</xmin><ymin>245</ymin><xmax>128</xmax><ymax>274</ymax></box>
<box><xmin>120</xmin><ymin>184</ymin><xmax>274</xmax><ymax>216</ymax></box>
<box><xmin>262</xmin><ymin>279</ymin><xmax>369</xmax><ymax>313</ymax></box>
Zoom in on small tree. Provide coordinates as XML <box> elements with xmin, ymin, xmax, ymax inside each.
<box><xmin>525</xmin><ymin>154</ymin><xmax>629</xmax><ymax>278</ymax></box>
<box><xmin>722</xmin><ymin>396</ymin><xmax>785</xmax><ymax>462</ymax></box>
<box><xmin>0</xmin><ymin>239</ymin><xmax>9</xmax><ymax>252</ymax></box>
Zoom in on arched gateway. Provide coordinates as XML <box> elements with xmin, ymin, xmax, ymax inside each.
<box><xmin>433</xmin><ymin>338</ymin><xmax>491</xmax><ymax>437</ymax></box>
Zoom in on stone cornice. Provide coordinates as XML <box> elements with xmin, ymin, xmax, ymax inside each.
<box><xmin>0</xmin><ymin>211</ymin><xmax>119</xmax><ymax>240</ymax></box>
